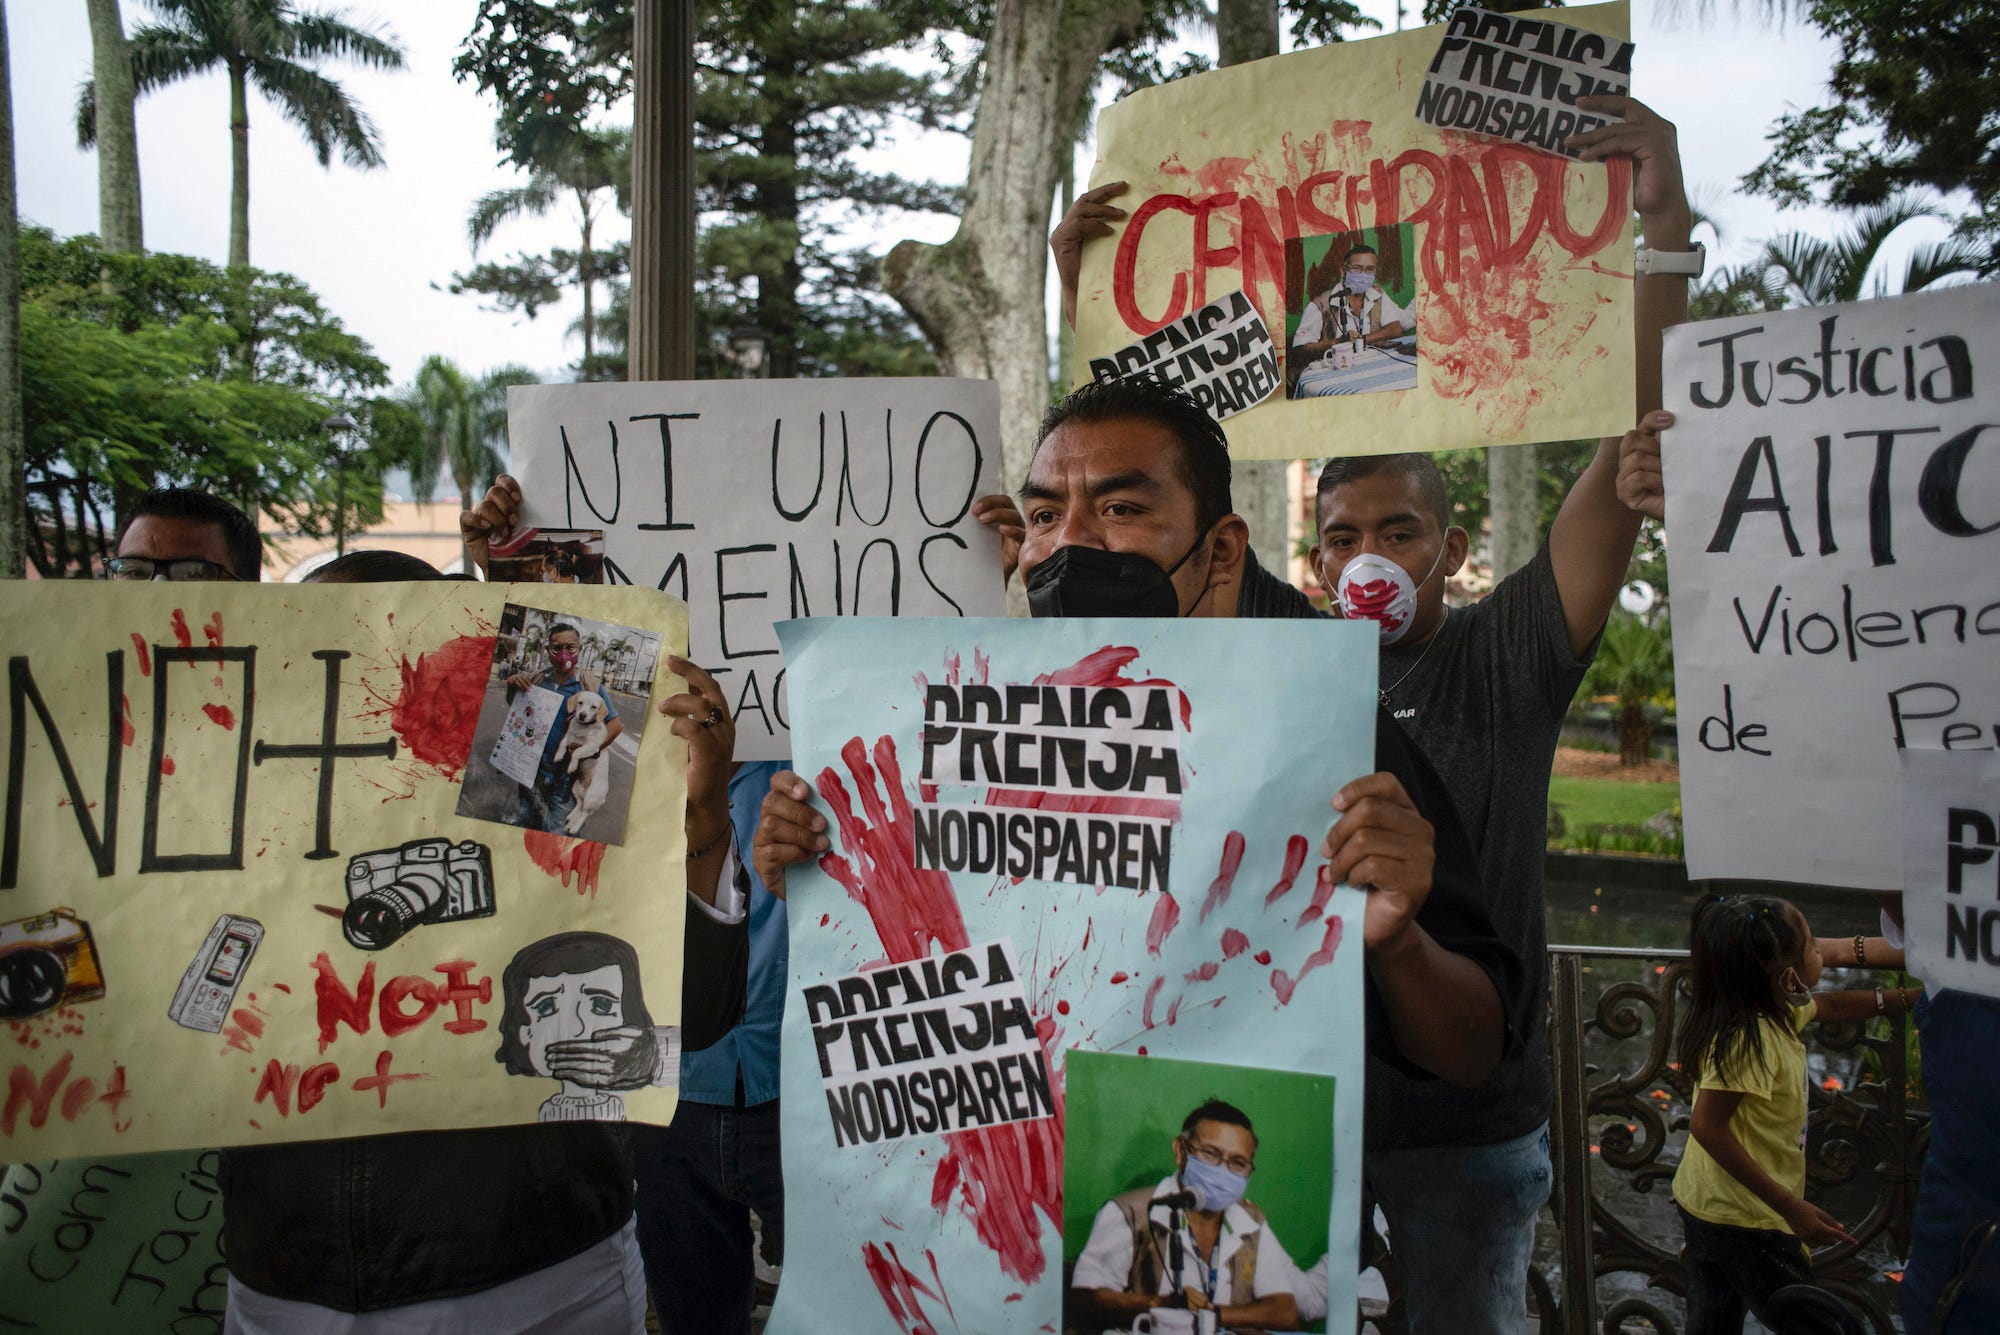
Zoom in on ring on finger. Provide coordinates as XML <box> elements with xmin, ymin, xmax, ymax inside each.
<box><xmin>698</xmin><ymin>705</ymin><xmax>725</xmax><ymax>729</ymax></box>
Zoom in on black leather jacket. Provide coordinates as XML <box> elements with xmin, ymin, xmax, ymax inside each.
<box><xmin>219</xmin><ymin>1122</ymin><xmax>633</xmax><ymax>1312</ymax></box>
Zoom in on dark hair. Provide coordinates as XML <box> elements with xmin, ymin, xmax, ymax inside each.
<box><xmin>1677</xmin><ymin>894</ymin><xmax>1803</xmax><ymax>1085</ymax></box>
<box><xmin>1180</xmin><ymin>1097</ymin><xmax>1256</xmax><ymax>1143</ymax></box>
<box><xmin>1032</xmin><ymin>376</ymin><xmax>1233</xmax><ymax>533</ymax></box>
<box><xmin>1343</xmin><ymin>244</ymin><xmax>1379</xmax><ymax>264</ymax></box>
<box><xmin>116</xmin><ymin>487</ymin><xmax>265</xmax><ymax>582</ymax></box>
<box><xmin>1315</xmin><ymin>454</ymin><xmax>1451</xmax><ymax>532</ymax></box>
<box><xmin>494</xmin><ymin>931</ymin><xmax>652</xmax><ymax>1075</ymax></box>
<box><xmin>306</xmin><ymin>550</ymin><xmax>447</xmax><ymax>584</ymax></box>
<box><xmin>548</xmin><ymin>622</ymin><xmax>582</xmax><ymax>641</ymax></box>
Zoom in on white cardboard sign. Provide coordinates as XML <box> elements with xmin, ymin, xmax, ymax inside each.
<box><xmin>1902</xmin><ymin>749</ymin><xmax>2000</xmax><ymax>999</ymax></box>
<box><xmin>509</xmin><ymin>379</ymin><xmax>1006</xmax><ymax>760</ymax></box>
<box><xmin>1663</xmin><ymin>284</ymin><xmax>2000</xmax><ymax>888</ymax></box>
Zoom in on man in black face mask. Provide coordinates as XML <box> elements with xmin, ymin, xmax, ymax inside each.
<box><xmin>756</xmin><ymin>376</ymin><xmax>1521</xmax><ymax>1098</ymax></box>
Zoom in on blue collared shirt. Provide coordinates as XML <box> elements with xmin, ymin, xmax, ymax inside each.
<box><xmin>679</xmin><ymin>760</ymin><xmax>789</xmax><ymax>1106</ymax></box>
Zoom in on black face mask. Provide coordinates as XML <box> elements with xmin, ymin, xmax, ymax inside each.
<box><xmin>1024</xmin><ymin>531</ymin><xmax>1210</xmax><ymax>619</ymax></box>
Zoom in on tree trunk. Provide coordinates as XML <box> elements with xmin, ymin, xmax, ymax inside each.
<box><xmin>757</xmin><ymin>6</ymin><xmax>805</xmax><ymax>381</ymax></box>
<box><xmin>1488</xmin><ymin>442</ymin><xmax>1538</xmax><ymax>580</ymax></box>
<box><xmin>1215</xmin><ymin>0</ymin><xmax>1292</xmax><ymax>574</ymax></box>
<box><xmin>86</xmin><ymin>0</ymin><xmax>143</xmax><ymax>256</ymax></box>
<box><xmin>1618</xmin><ymin>700</ymin><xmax>1651</xmax><ymax>766</ymax></box>
<box><xmin>0</xmin><ymin>1</ymin><xmax>22</xmax><ymax>578</ymax></box>
<box><xmin>884</xmin><ymin>0</ymin><xmax>1145</xmax><ymax>615</ymax></box>
<box><xmin>627</xmin><ymin>0</ymin><xmax>695</xmax><ymax>380</ymax></box>
<box><xmin>227</xmin><ymin>57</ymin><xmax>250</xmax><ymax>271</ymax></box>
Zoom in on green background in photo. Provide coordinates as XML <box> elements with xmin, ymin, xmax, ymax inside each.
<box><xmin>1062</xmin><ymin>1049</ymin><xmax>1334</xmax><ymax>1329</ymax></box>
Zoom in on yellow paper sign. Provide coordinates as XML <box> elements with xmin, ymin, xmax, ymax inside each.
<box><xmin>0</xmin><ymin>582</ymin><xmax>689</xmax><ymax>1158</ymax></box>
<box><xmin>1076</xmin><ymin>2</ymin><xmax>1635</xmax><ymax>459</ymax></box>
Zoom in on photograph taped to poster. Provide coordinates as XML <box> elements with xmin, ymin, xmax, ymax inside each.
<box><xmin>1416</xmin><ymin>6</ymin><xmax>1633</xmax><ymax>157</ymax></box>
<box><xmin>767</xmin><ymin>617</ymin><xmax>1374</xmax><ymax>1335</ymax></box>
<box><xmin>1087</xmin><ymin>290</ymin><xmax>1280</xmax><ymax>420</ymax></box>
<box><xmin>486</xmin><ymin>528</ymin><xmax>606</xmax><ymax>585</ymax></box>
<box><xmin>1287</xmin><ymin>224</ymin><xmax>1422</xmax><ymax>399</ymax></box>
<box><xmin>1075</xmin><ymin>1</ymin><xmax>1635</xmax><ymax>459</ymax></box>
<box><xmin>1662</xmin><ymin>283</ymin><xmax>1999</xmax><ymax>888</ymax></box>
<box><xmin>1901</xmin><ymin>750</ymin><xmax>2000</xmax><ymax>1001</ymax></box>
<box><xmin>0</xmin><ymin>581</ymin><xmax>689</xmax><ymax>1159</ymax></box>
<box><xmin>507</xmin><ymin>377</ymin><xmax>1006</xmax><ymax>761</ymax></box>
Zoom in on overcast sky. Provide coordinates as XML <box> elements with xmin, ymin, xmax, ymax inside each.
<box><xmin>13</xmin><ymin>1</ymin><xmax>1937</xmax><ymax>393</ymax></box>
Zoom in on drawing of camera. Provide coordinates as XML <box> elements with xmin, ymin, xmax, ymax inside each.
<box><xmin>342</xmin><ymin>839</ymin><xmax>496</xmax><ymax>952</ymax></box>
<box><xmin>0</xmin><ymin>908</ymin><xmax>108</xmax><ymax>1020</ymax></box>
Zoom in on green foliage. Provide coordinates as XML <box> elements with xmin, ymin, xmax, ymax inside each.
<box><xmin>17</xmin><ymin>226</ymin><xmax>405</xmax><ymax>576</ymax></box>
<box><xmin>405</xmin><ymin>356</ymin><xmax>539</xmax><ymax>511</ymax></box>
<box><xmin>1742</xmin><ymin>0</ymin><xmax>2000</xmax><ymax>269</ymax></box>
<box><xmin>1579</xmin><ymin>611</ymin><xmax>1674</xmax><ymax>765</ymax></box>
<box><xmin>1753</xmin><ymin>194</ymin><xmax>1985</xmax><ymax>305</ymax></box>
<box><xmin>452</xmin><ymin>0</ymin><xmax>629</xmax><ymax>169</ymax></box>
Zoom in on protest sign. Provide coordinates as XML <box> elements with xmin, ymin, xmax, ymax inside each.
<box><xmin>1902</xmin><ymin>750</ymin><xmax>2000</xmax><ymax>999</ymax></box>
<box><xmin>1663</xmin><ymin>284</ymin><xmax>1999</xmax><ymax>887</ymax></box>
<box><xmin>1076</xmin><ymin>1</ymin><xmax>1635</xmax><ymax>460</ymax></box>
<box><xmin>508</xmin><ymin>378</ymin><xmax>1006</xmax><ymax>760</ymax></box>
<box><xmin>767</xmin><ymin>617</ymin><xmax>1375</xmax><ymax>1335</ymax></box>
<box><xmin>0</xmin><ymin>1153</ymin><xmax>227</xmax><ymax>1334</ymax></box>
<box><xmin>1087</xmin><ymin>290</ymin><xmax>1281</xmax><ymax>418</ymax></box>
<box><xmin>1415</xmin><ymin>7</ymin><xmax>1632</xmax><ymax>157</ymax></box>
<box><xmin>0</xmin><ymin>582</ymin><xmax>690</xmax><ymax>1160</ymax></box>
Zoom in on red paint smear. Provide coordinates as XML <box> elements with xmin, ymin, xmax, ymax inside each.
<box><xmin>272</xmin><ymin>983</ymin><xmax>291</xmax><ymax>995</ymax></box>
<box><xmin>384</xmin><ymin>636</ymin><xmax>494</xmax><ymax>779</ymax></box>
<box><xmin>1254</xmin><ymin>949</ymin><xmax>1273</xmax><ymax>966</ymax></box>
<box><xmin>1299</xmin><ymin>864</ymin><xmax>1338</xmax><ymax>927</ymax></box>
<box><xmin>159</xmin><ymin>755</ymin><xmax>176</xmax><ymax>776</ymax></box>
<box><xmin>816</xmin><ymin>733</ymin><xmax>1061</xmax><ymax>1285</ymax></box>
<box><xmin>1198</xmin><ymin>831</ymin><xmax>1246</xmax><ymax>922</ymax></box>
<box><xmin>1263</xmin><ymin>835</ymin><xmax>1311</xmax><ymax>907</ymax></box>
<box><xmin>1185</xmin><ymin>960</ymin><xmax>1219</xmax><ymax>983</ymax></box>
<box><xmin>819</xmin><ymin>913</ymin><xmax>830</xmax><ymax>927</ymax></box>
<box><xmin>1221</xmin><ymin>929</ymin><xmax>1250</xmax><ymax>960</ymax></box>
<box><xmin>1145</xmin><ymin>892</ymin><xmax>1181</xmax><ymax>956</ymax></box>
<box><xmin>204</xmin><ymin>612</ymin><xmax>224</xmax><ymax>656</ymax></box>
<box><xmin>129</xmin><ymin>635</ymin><xmax>152</xmax><ymax>676</ymax></box>
<box><xmin>522</xmin><ymin>831</ymin><xmax>606</xmax><ymax>897</ymax></box>
<box><xmin>861</xmin><ymin>1242</ymin><xmax>953</xmax><ymax>1335</ymax></box>
<box><xmin>1272</xmin><ymin>918</ymin><xmax>1345</xmax><ymax>1005</ymax></box>
<box><xmin>1141</xmin><ymin>975</ymin><xmax>1167</xmax><ymax>1028</ymax></box>
<box><xmin>170</xmin><ymin>609</ymin><xmax>192</xmax><ymax>649</ymax></box>
<box><xmin>1167</xmin><ymin>993</ymin><xmax>1183</xmax><ymax>1025</ymax></box>
<box><xmin>119</xmin><ymin>696</ymin><xmax>135</xmax><ymax>747</ymax></box>
<box><xmin>201</xmin><ymin>703</ymin><xmax>236</xmax><ymax>730</ymax></box>
<box><xmin>1109</xmin><ymin>971</ymin><xmax>1129</xmax><ymax>985</ymax></box>
<box><xmin>1056</xmin><ymin>999</ymin><xmax>1071</xmax><ymax>1016</ymax></box>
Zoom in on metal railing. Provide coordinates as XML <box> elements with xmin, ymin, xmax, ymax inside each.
<box><xmin>1364</xmin><ymin>944</ymin><xmax>1924</xmax><ymax>1334</ymax></box>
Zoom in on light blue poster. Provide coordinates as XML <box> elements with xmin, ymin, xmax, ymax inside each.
<box><xmin>769</xmin><ymin>617</ymin><xmax>1376</xmax><ymax>1335</ymax></box>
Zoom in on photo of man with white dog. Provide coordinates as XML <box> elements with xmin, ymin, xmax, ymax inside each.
<box><xmin>456</xmin><ymin>605</ymin><xmax>661</xmax><ymax>844</ymax></box>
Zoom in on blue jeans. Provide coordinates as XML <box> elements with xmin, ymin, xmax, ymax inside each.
<box><xmin>632</xmin><ymin>1099</ymin><xmax>784</xmax><ymax>1335</ymax></box>
<box><xmin>514</xmin><ymin>764</ymin><xmax>576</xmax><ymax>833</ymax></box>
<box><xmin>1367</xmin><ymin>1121</ymin><xmax>1553</xmax><ymax>1335</ymax></box>
<box><xmin>1676</xmin><ymin>1204</ymin><xmax>1815</xmax><ymax>1335</ymax></box>
<box><xmin>1901</xmin><ymin>990</ymin><xmax>2000</xmax><ymax>1334</ymax></box>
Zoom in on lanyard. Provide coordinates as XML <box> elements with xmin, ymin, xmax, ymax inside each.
<box><xmin>1177</xmin><ymin>1225</ymin><xmax>1220</xmax><ymax>1304</ymax></box>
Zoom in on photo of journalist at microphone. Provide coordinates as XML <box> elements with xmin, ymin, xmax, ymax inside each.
<box><xmin>1063</xmin><ymin>1051</ymin><xmax>1336</xmax><ymax>1335</ymax></box>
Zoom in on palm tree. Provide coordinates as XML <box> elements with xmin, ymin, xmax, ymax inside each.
<box><xmin>84</xmin><ymin>0</ymin><xmax>144</xmax><ymax>257</ymax></box>
<box><xmin>1757</xmin><ymin>194</ymin><xmax>1986</xmax><ymax>306</ymax></box>
<box><xmin>1581</xmin><ymin>612</ymin><xmax>1675</xmax><ymax>766</ymax></box>
<box><xmin>465</xmin><ymin>127</ymin><xmax>628</xmax><ymax>379</ymax></box>
<box><xmin>76</xmin><ymin>0</ymin><xmax>405</xmax><ymax>274</ymax></box>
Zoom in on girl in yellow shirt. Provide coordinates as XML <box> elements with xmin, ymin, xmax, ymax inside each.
<box><xmin>1671</xmin><ymin>893</ymin><xmax>1913</xmax><ymax>1335</ymax></box>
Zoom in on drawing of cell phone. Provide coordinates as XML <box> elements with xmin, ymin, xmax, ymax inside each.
<box><xmin>168</xmin><ymin>914</ymin><xmax>264</xmax><ymax>1033</ymax></box>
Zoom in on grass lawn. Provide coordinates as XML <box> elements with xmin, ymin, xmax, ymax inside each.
<box><xmin>1548</xmin><ymin>776</ymin><xmax>1680</xmax><ymax>830</ymax></box>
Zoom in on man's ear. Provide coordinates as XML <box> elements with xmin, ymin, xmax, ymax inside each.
<box><xmin>1204</xmin><ymin>514</ymin><xmax>1251</xmax><ymax>590</ymax></box>
<box><xmin>1444</xmin><ymin>525</ymin><xmax>1470</xmax><ymax>577</ymax></box>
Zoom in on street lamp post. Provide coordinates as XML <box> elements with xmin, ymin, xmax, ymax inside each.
<box><xmin>323</xmin><ymin>410</ymin><xmax>358</xmax><ymax>557</ymax></box>
<box><xmin>728</xmin><ymin>324</ymin><xmax>772</xmax><ymax>379</ymax></box>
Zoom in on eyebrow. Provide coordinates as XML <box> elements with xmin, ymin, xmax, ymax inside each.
<box><xmin>524</xmin><ymin>987</ymin><xmax>561</xmax><ymax>1008</ymax></box>
<box><xmin>1322</xmin><ymin>510</ymin><xmax>1424</xmax><ymax>535</ymax></box>
<box><xmin>581</xmin><ymin>986</ymin><xmax>619</xmax><ymax>1001</ymax></box>
<box><xmin>1018</xmin><ymin>470</ymin><xmax>1165</xmax><ymax>504</ymax></box>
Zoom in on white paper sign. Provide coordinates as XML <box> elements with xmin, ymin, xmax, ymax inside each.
<box><xmin>1902</xmin><ymin>749</ymin><xmax>2000</xmax><ymax>999</ymax></box>
<box><xmin>1086</xmin><ymin>291</ymin><xmax>1280</xmax><ymax>419</ymax></box>
<box><xmin>509</xmin><ymin>379</ymin><xmax>1006</xmax><ymax>760</ymax></box>
<box><xmin>488</xmin><ymin>684</ymin><xmax>565</xmax><ymax>786</ymax></box>
<box><xmin>1664</xmin><ymin>284</ymin><xmax>2000</xmax><ymax>887</ymax></box>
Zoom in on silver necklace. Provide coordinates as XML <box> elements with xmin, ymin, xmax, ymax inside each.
<box><xmin>1379</xmin><ymin>627</ymin><xmax>1439</xmax><ymax>708</ymax></box>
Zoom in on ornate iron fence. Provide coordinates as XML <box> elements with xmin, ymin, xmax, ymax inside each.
<box><xmin>1364</xmin><ymin>944</ymin><xmax>1924</xmax><ymax>1333</ymax></box>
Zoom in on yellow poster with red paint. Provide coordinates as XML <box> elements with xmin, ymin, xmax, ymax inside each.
<box><xmin>1</xmin><ymin>582</ymin><xmax>689</xmax><ymax>1157</ymax></box>
<box><xmin>1075</xmin><ymin>2</ymin><xmax>1636</xmax><ymax>459</ymax></box>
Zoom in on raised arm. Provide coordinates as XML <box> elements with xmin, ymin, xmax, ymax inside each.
<box><xmin>1548</xmin><ymin>97</ymin><xmax>1695</xmax><ymax>657</ymax></box>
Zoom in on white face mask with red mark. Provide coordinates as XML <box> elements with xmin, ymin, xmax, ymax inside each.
<box><xmin>1334</xmin><ymin>543</ymin><xmax>1444</xmax><ymax>646</ymax></box>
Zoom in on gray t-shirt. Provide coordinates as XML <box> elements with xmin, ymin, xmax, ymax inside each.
<box><xmin>1365</xmin><ymin>541</ymin><xmax>1593</xmax><ymax>1150</ymax></box>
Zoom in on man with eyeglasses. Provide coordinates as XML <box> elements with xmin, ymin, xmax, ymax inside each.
<box><xmin>106</xmin><ymin>487</ymin><xmax>265</xmax><ymax>582</ymax></box>
<box><xmin>1068</xmin><ymin>1098</ymin><xmax>1304</xmax><ymax>1333</ymax></box>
